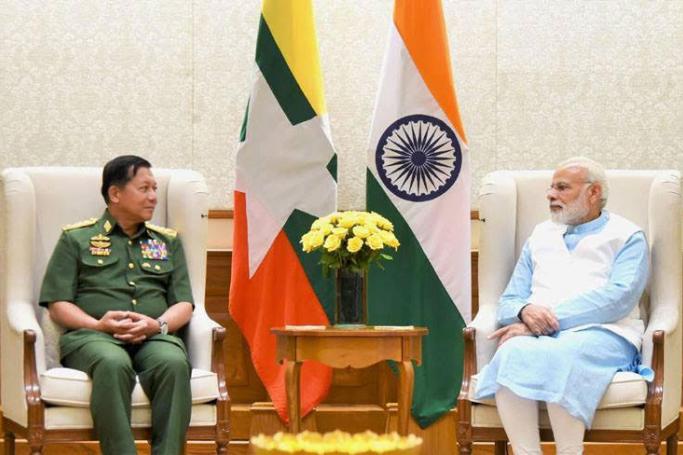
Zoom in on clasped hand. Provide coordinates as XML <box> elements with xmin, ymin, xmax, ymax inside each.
<box><xmin>519</xmin><ymin>304</ymin><xmax>559</xmax><ymax>336</ymax></box>
<box><xmin>97</xmin><ymin>311</ymin><xmax>159</xmax><ymax>344</ymax></box>
<box><xmin>488</xmin><ymin>304</ymin><xmax>559</xmax><ymax>347</ymax></box>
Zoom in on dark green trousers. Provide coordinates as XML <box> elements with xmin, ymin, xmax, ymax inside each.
<box><xmin>63</xmin><ymin>337</ymin><xmax>192</xmax><ymax>455</ymax></box>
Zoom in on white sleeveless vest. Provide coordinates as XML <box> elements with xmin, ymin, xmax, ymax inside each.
<box><xmin>527</xmin><ymin>213</ymin><xmax>644</xmax><ymax>349</ymax></box>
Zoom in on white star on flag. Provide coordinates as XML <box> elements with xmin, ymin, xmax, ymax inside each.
<box><xmin>235</xmin><ymin>72</ymin><xmax>337</xmax><ymax>277</ymax></box>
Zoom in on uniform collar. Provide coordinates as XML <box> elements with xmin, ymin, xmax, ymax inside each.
<box><xmin>100</xmin><ymin>210</ymin><xmax>148</xmax><ymax>239</ymax></box>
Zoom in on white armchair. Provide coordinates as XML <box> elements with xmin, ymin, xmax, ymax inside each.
<box><xmin>457</xmin><ymin>170</ymin><xmax>681</xmax><ymax>455</ymax></box>
<box><xmin>0</xmin><ymin>167</ymin><xmax>230</xmax><ymax>454</ymax></box>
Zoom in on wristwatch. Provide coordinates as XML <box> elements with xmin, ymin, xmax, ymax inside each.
<box><xmin>156</xmin><ymin>318</ymin><xmax>168</xmax><ymax>335</ymax></box>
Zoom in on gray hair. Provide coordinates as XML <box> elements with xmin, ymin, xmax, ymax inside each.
<box><xmin>557</xmin><ymin>156</ymin><xmax>608</xmax><ymax>208</ymax></box>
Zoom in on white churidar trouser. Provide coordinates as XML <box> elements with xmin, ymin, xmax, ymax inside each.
<box><xmin>495</xmin><ymin>387</ymin><xmax>585</xmax><ymax>455</ymax></box>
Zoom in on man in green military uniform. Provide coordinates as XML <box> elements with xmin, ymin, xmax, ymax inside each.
<box><xmin>39</xmin><ymin>155</ymin><xmax>194</xmax><ymax>455</ymax></box>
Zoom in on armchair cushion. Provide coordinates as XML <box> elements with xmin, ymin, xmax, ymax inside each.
<box><xmin>471</xmin><ymin>405</ymin><xmax>645</xmax><ymax>431</ymax></box>
<box><xmin>44</xmin><ymin>404</ymin><xmax>218</xmax><ymax>430</ymax></box>
<box><xmin>467</xmin><ymin>371</ymin><xmax>647</xmax><ymax>410</ymax></box>
<box><xmin>40</xmin><ymin>367</ymin><xmax>219</xmax><ymax>408</ymax></box>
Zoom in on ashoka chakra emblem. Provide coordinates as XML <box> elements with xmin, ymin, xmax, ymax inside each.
<box><xmin>375</xmin><ymin>114</ymin><xmax>462</xmax><ymax>202</ymax></box>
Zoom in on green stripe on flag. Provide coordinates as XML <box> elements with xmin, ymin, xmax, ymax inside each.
<box><xmin>366</xmin><ymin>170</ymin><xmax>466</xmax><ymax>428</ymax></box>
<box><xmin>255</xmin><ymin>16</ymin><xmax>316</xmax><ymax>126</ymax></box>
<box><xmin>239</xmin><ymin>99</ymin><xmax>250</xmax><ymax>142</ymax></box>
<box><xmin>326</xmin><ymin>154</ymin><xmax>337</xmax><ymax>182</ymax></box>
<box><xmin>283</xmin><ymin>209</ymin><xmax>336</xmax><ymax>322</ymax></box>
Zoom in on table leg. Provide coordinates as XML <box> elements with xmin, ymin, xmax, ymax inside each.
<box><xmin>285</xmin><ymin>360</ymin><xmax>302</xmax><ymax>433</ymax></box>
<box><xmin>397</xmin><ymin>360</ymin><xmax>415</xmax><ymax>435</ymax></box>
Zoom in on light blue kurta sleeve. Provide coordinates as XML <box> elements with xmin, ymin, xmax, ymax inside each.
<box><xmin>554</xmin><ymin>232</ymin><xmax>649</xmax><ymax>330</ymax></box>
<box><xmin>496</xmin><ymin>241</ymin><xmax>534</xmax><ymax>326</ymax></box>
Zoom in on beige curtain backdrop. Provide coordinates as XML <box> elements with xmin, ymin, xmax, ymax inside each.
<box><xmin>2</xmin><ymin>1</ymin><xmax>682</xmax><ymax>210</ymax></box>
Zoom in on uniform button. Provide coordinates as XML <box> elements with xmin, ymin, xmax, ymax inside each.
<box><xmin>142</xmin><ymin>262</ymin><xmax>151</xmax><ymax>268</ymax></box>
<box><xmin>154</xmin><ymin>265</ymin><xmax>161</xmax><ymax>271</ymax></box>
<box><xmin>129</xmin><ymin>281</ymin><xmax>136</xmax><ymax>286</ymax></box>
<box><xmin>97</xmin><ymin>259</ymin><xmax>103</xmax><ymax>265</ymax></box>
<box><xmin>132</xmin><ymin>299</ymin><xmax>137</xmax><ymax>305</ymax></box>
<box><xmin>128</xmin><ymin>240</ymin><xmax>132</xmax><ymax>246</ymax></box>
<box><xmin>128</xmin><ymin>263</ymin><xmax>134</xmax><ymax>269</ymax></box>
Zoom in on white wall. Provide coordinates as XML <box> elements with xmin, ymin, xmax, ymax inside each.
<box><xmin>2</xmin><ymin>1</ymin><xmax>682</xmax><ymax>210</ymax></box>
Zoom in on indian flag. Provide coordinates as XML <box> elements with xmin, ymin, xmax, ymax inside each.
<box><xmin>230</xmin><ymin>0</ymin><xmax>337</xmax><ymax>420</ymax></box>
<box><xmin>366</xmin><ymin>0</ymin><xmax>470</xmax><ymax>427</ymax></box>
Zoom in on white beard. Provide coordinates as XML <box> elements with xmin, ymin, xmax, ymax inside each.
<box><xmin>550</xmin><ymin>192</ymin><xmax>590</xmax><ymax>225</ymax></box>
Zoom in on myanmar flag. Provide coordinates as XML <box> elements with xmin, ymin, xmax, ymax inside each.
<box><xmin>366</xmin><ymin>0</ymin><xmax>470</xmax><ymax>428</ymax></box>
<box><xmin>230</xmin><ymin>0</ymin><xmax>337</xmax><ymax>420</ymax></box>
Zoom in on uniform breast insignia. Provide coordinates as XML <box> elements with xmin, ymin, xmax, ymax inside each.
<box><xmin>62</xmin><ymin>218</ymin><xmax>98</xmax><ymax>232</ymax></box>
<box><xmin>145</xmin><ymin>222</ymin><xmax>178</xmax><ymax>239</ymax></box>
<box><xmin>141</xmin><ymin>238</ymin><xmax>168</xmax><ymax>261</ymax></box>
<box><xmin>90</xmin><ymin>234</ymin><xmax>111</xmax><ymax>256</ymax></box>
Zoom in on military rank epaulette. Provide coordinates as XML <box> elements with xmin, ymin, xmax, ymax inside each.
<box><xmin>62</xmin><ymin>217</ymin><xmax>98</xmax><ymax>231</ymax></box>
<box><xmin>145</xmin><ymin>222</ymin><xmax>177</xmax><ymax>238</ymax></box>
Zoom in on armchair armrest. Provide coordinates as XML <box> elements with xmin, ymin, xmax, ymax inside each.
<box><xmin>0</xmin><ymin>304</ymin><xmax>44</xmax><ymax>428</ymax></box>
<box><xmin>469</xmin><ymin>304</ymin><xmax>498</xmax><ymax>373</ymax></box>
<box><xmin>642</xmin><ymin>304</ymin><xmax>681</xmax><ymax>429</ymax></box>
<box><xmin>211</xmin><ymin>326</ymin><xmax>231</xmax><ymax>443</ymax></box>
<box><xmin>22</xmin><ymin>330</ymin><xmax>45</xmax><ymax>434</ymax></box>
<box><xmin>184</xmin><ymin>304</ymin><xmax>222</xmax><ymax>372</ymax></box>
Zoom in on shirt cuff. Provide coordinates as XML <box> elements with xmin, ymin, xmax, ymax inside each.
<box><xmin>497</xmin><ymin>300</ymin><xmax>529</xmax><ymax>326</ymax></box>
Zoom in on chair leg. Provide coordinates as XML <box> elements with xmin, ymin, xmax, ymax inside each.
<box><xmin>3</xmin><ymin>432</ymin><xmax>15</xmax><ymax>455</ymax></box>
<box><xmin>494</xmin><ymin>441</ymin><xmax>508</xmax><ymax>455</ymax></box>
<box><xmin>216</xmin><ymin>441</ymin><xmax>229</xmax><ymax>455</ymax></box>
<box><xmin>644</xmin><ymin>428</ymin><xmax>661</xmax><ymax>455</ymax></box>
<box><xmin>457</xmin><ymin>441</ymin><xmax>472</xmax><ymax>454</ymax></box>
<box><xmin>667</xmin><ymin>433</ymin><xmax>678</xmax><ymax>455</ymax></box>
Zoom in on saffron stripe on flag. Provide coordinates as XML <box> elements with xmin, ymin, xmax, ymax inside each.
<box><xmin>393</xmin><ymin>0</ymin><xmax>467</xmax><ymax>143</ymax></box>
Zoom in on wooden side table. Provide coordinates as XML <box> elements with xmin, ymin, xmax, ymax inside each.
<box><xmin>272</xmin><ymin>326</ymin><xmax>428</xmax><ymax>435</ymax></box>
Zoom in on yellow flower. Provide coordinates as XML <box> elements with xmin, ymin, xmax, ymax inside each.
<box><xmin>300</xmin><ymin>232</ymin><xmax>314</xmax><ymax>252</ymax></box>
<box><xmin>380</xmin><ymin>220</ymin><xmax>394</xmax><ymax>231</ymax></box>
<box><xmin>323</xmin><ymin>234</ymin><xmax>342</xmax><ymax>252</ymax></box>
<box><xmin>379</xmin><ymin>230</ymin><xmax>400</xmax><ymax>249</ymax></box>
<box><xmin>310</xmin><ymin>218</ymin><xmax>325</xmax><ymax>230</ymax></box>
<box><xmin>367</xmin><ymin>233</ymin><xmax>384</xmax><ymax>250</ymax></box>
<box><xmin>352</xmin><ymin>225</ymin><xmax>371</xmax><ymax>238</ymax></box>
<box><xmin>339</xmin><ymin>213</ymin><xmax>358</xmax><ymax>228</ymax></box>
<box><xmin>347</xmin><ymin>236</ymin><xmax>363</xmax><ymax>253</ymax></box>
<box><xmin>369</xmin><ymin>212</ymin><xmax>393</xmax><ymax>230</ymax></box>
<box><xmin>332</xmin><ymin>227</ymin><xmax>348</xmax><ymax>237</ymax></box>
<box><xmin>318</xmin><ymin>223</ymin><xmax>333</xmax><ymax>235</ymax></box>
<box><xmin>309</xmin><ymin>230</ymin><xmax>324</xmax><ymax>249</ymax></box>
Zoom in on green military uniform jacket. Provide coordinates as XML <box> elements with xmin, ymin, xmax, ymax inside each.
<box><xmin>39</xmin><ymin>210</ymin><xmax>194</xmax><ymax>359</ymax></box>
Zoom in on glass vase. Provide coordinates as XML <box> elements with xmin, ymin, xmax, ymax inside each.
<box><xmin>335</xmin><ymin>269</ymin><xmax>367</xmax><ymax>327</ymax></box>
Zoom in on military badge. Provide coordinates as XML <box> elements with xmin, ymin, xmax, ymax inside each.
<box><xmin>90</xmin><ymin>234</ymin><xmax>111</xmax><ymax>256</ymax></box>
<box><xmin>140</xmin><ymin>239</ymin><xmax>168</xmax><ymax>261</ymax></box>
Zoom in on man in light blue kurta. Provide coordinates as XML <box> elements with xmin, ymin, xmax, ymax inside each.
<box><xmin>474</xmin><ymin>157</ymin><xmax>649</xmax><ymax>455</ymax></box>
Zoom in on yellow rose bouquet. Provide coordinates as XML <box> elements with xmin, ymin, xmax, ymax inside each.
<box><xmin>251</xmin><ymin>430</ymin><xmax>422</xmax><ymax>454</ymax></box>
<box><xmin>300</xmin><ymin>211</ymin><xmax>400</xmax><ymax>326</ymax></box>
<box><xmin>300</xmin><ymin>211</ymin><xmax>400</xmax><ymax>275</ymax></box>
